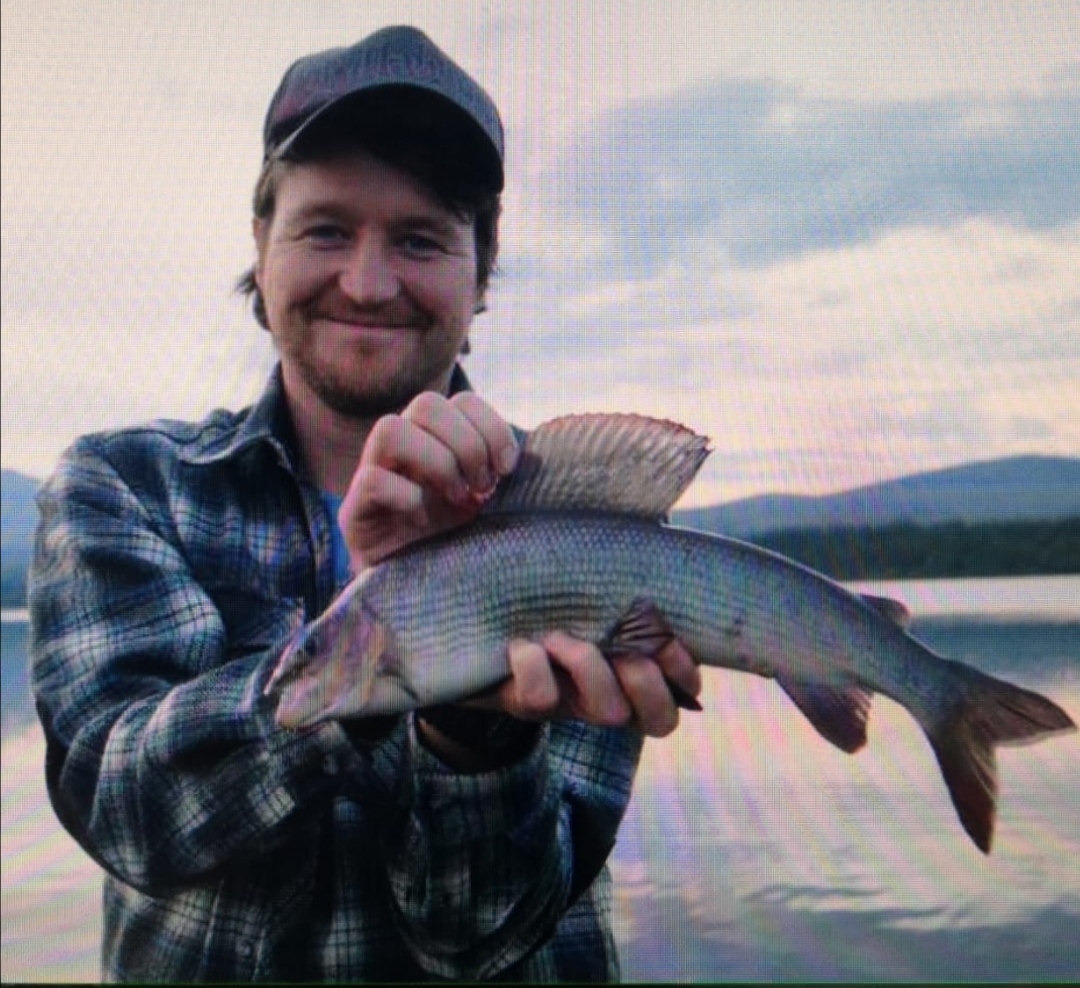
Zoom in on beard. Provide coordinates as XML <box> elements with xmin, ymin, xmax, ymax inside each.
<box><xmin>285</xmin><ymin>331</ymin><xmax>463</xmax><ymax>420</ymax></box>
<box><xmin>299</xmin><ymin>362</ymin><xmax>430</xmax><ymax>419</ymax></box>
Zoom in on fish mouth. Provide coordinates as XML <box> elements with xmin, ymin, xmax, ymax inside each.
<box><xmin>266</xmin><ymin>634</ymin><xmax>330</xmax><ymax>730</ymax></box>
<box><xmin>265</xmin><ymin>628</ymin><xmax>315</xmax><ymax>697</ymax></box>
<box><xmin>265</xmin><ymin>598</ymin><xmax>398</xmax><ymax>728</ymax></box>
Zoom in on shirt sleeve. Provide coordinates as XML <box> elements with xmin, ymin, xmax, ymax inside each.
<box><xmin>29</xmin><ymin>437</ymin><xmax>370</xmax><ymax>893</ymax></box>
<box><xmin>30</xmin><ymin>433</ymin><xmax>644</xmax><ymax>980</ymax></box>
<box><xmin>374</xmin><ymin>714</ymin><xmax>642</xmax><ymax>980</ymax></box>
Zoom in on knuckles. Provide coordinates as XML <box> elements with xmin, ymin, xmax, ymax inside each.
<box><xmin>504</xmin><ymin>633</ymin><xmax>689</xmax><ymax>736</ymax></box>
<box><xmin>362</xmin><ymin>414</ymin><xmax>411</xmax><ymax>469</ymax></box>
<box><xmin>403</xmin><ymin>390</ymin><xmax>449</xmax><ymax>426</ymax></box>
<box><xmin>506</xmin><ymin>638</ymin><xmax>560</xmax><ymax>718</ymax></box>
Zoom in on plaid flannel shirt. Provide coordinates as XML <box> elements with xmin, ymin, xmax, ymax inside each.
<box><xmin>30</xmin><ymin>366</ymin><xmax>643</xmax><ymax>982</ymax></box>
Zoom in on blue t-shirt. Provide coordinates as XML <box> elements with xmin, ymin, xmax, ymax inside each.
<box><xmin>320</xmin><ymin>492</ymin><xmax>352</xmax><ymax>589</ymax></box>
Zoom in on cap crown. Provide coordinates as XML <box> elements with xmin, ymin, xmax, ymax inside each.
<box><xmin>263</xmin><ymin>26</ymin><xmax>503</xmax><ymax>190</ymax></box>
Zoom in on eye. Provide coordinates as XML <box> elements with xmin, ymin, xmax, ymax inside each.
<box><xmin>305</xmin><ymin>224</ymin><xmax>350</xmax><ymax>245</ymax></box>
<box><xmin>401</xmin><ymin>232</ymin><xmax>444</xmax><ymax>257</ymax></box>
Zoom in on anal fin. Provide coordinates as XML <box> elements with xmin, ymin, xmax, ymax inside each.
<box><xmin>776</xmin><ymin>673</ymin><xmax>873</xmax><ymax>753</ymax></box>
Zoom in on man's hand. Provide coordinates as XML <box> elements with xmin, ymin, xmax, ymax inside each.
<box><xmin>343</xmin><ymin>392</ymin><xmax>702</xmax><ymax>744</ymax></box>
<box><xmin>470</xmin><ymin>633</ymin><xmax>702</xmax><ymax>739</ymax></box>
<box><xmin>339</xmin><ymin>391</ymin><xmax>519</xmax><ymax>571</ymax></box>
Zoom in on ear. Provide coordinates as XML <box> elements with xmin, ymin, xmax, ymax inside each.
<box><xmin>473</xmin><ymin>274</ymin><xmax>489</xmax><ymax>316</ymax></box>
<box><xmin>252</xmin><ymin>217</ymin><xmax>269</xmax><ymax>289</ymax></box>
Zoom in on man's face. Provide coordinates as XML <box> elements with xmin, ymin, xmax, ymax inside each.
<box><xmin>254</xmin><ymin>150</ymin><xmax>481</xmax><ymax>419</ymax></box>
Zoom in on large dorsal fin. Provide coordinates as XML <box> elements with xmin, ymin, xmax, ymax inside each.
<box><xmin>486</xmin><ymin>413</ymin><xmax>711</xmax><ymax>518</ymax></box>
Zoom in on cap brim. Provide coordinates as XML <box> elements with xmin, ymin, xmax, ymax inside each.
<box><xmin>270</xmin><ymin>85</ymin><xmax>503</xmax><ymax>193</ymax></box>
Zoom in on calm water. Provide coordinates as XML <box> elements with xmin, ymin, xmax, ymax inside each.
<box><xmin>612</xmin><ymin>576</ymin><xmax>1080</xmax><ymax>982</ymax></box>
<box><xmin>1</xmin><ymin>611</ymin><xmax>30</xmax><ymax>734</ymax></box>
<box><xmin>3</xmin><ymin>577</ymin><xmax>1079</xmax><ymax>981</ymax></box>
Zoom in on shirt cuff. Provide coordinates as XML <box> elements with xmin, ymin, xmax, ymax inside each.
<box><xmin>405</xmin><ymin>713</ymin><xmax>554</xmax><ymax>850</ymax></box>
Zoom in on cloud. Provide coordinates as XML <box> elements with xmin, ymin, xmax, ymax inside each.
<box><xmin>547</xmin><ymin>79</ymin><xmax>1080</xmax><ymax>274</ymax></box>
<box><xmin>475</xmin><ymin>213</ymin><xmax>1080</xmax><ymax>503</ymax></box>
<box><xmin>4</xmin><ymin>2</ymin><xmax>1078</xmax><ymax>501</ymax></box>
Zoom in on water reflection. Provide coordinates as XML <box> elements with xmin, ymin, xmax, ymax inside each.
<box><xmin>3</xmin><ymin>581</ymin><xmax>1078</xmax><ymax>981</ymax></box>
<box><xmin>613</xmin><ymin>582</ymin><xmax>1080</xmax><ymax>982</ymax></box>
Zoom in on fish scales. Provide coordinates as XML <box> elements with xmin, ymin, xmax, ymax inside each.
<box><xmin>363</xmin><ymin>512</ymin><xmax>919</xmax><ymax>708</ymax></box>
<box><xmin>267</xmin><ymin>413</ymin><xmax>1075</xmax><ymax>853</ymax></box>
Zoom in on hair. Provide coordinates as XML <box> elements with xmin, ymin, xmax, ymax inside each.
<box><xmin>236</xmin><ymin>92</ymin><xmax>502</xmax><ymax>329</ymax></box>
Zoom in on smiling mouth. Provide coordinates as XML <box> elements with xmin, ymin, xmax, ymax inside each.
<box><xmin>320</xmin><ymin>315</ymin><xmax>422</xmax><ymax>332</ymax></box>
<box><xmin>329</xmin><ymin>318</ymin><xmax>409</xmax><ymax>328</ymax></box>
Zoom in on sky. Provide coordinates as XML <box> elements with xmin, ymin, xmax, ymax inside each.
<box><xmin>3</xmin><ymin>0</ymin><xmax>1079</xmax><ymax>506</ymax></box>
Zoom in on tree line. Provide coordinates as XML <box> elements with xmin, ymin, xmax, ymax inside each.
<box><xmin>751</xmin><ymin>517</ymin><xmax>1080</xmax><ymax>581</ymax></box>
<box><xmin>4</xmin><ymin>517</ymin><xmax>1079</xmax><ymax>608</ymax></box>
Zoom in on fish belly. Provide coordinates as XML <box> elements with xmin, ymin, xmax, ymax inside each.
<box><xmin>367</xmin><ymin>512</ymin><xmax>905</xmax><ymax>704</ymax></box>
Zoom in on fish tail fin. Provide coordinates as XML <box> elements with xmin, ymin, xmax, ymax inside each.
<box><xmin>924</xmin><ymin>667</ymin><xmax>1075</xmax><ymax>854</ymax></box>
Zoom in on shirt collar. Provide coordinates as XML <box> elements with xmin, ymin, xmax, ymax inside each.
<box><xmin>180</xmin><ymin>362</ymin><xmax>474</xmax><ymax>471</ymax></box>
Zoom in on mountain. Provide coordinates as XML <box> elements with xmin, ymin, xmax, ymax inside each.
<box><xmin>674</xmin><ymin>455</ymin><xmax>1080</xmax><ymax>538</ymax></box>
<box><xmin>2</xmin><ymin>470</ymin><xmax>41</xmax><ymax>607</ymax></box>
<box><xmin>2</xmin><ymin>456</ymin><xmax>1079</xmax><ymax>605</ymax></box>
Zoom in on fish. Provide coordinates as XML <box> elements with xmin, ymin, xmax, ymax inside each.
<box><xmin>267</xmin><ymin>413</ymin><xmax>1075</xmax><ymax>853</ymax></box>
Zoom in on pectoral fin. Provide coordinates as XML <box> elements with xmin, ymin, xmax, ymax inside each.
<box><xmin>600</xmin><ymin>596</ymin><xmax>678</xmax><ymax>657</ymax></box>
<box><xmin>599</xmin><ymin>597</ymin><xmax>703</xmax><ymax>712</ymax></box>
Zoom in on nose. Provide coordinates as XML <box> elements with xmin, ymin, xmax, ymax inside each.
<box><xmin>339</xmin><ymin>233</ymin><xmax>400</xmax><ymax>305</ymax></box>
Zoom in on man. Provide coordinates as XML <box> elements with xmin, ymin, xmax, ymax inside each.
<box><xmin>30</xmin><ymin>26</ymin><xmax>700</xmax><ymax>982</ymax></box>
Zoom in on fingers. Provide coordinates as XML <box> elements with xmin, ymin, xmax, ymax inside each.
<box><xmin>339</xmin><ymin>392</ymin><xmax>519</xmax><ymax>567</ymax></box>
<box><xmin>500</xmin><ymin>639</ymin><xmax>561</xmax><ymax>718</ymax></box>
<box><xmin>458</xmin><ymin>639</ymin><xmax>555</xmax><ymax>719</ymax></box>
<box><xmin>537</xmin><ymin>632</ymin><xmax>632</xmax><ymax>725</ymax></box>
<box><xmin>614</xmin><ymin>636</ymin><xmax>702</xmax><ymax>734</ymax></box>
<box><xmin>609</xmin><ymin>653</ymin><xmax>680</xmax><ymax>737</ymax></box>
<box><xmin>651</xmin><ymin>637</ymin><xmax>703</xmax><ymax>710</ymax></box>
<box><xmin>409</xmin><ymin>392</ymin><xmax>519</xmax><ymax>494</ymax></box>
<box><xmin>492</xmin><ymin>633</ymin><xmax>697</xmax><ymax>738</ymax></box>
<box><xmin>358</xmin><ymin>414</ymin><xmax>468</xmax><ymax>511</ymax></box>
<box><xmin>483</xmin><ymin>637</ymin><xmax>626</xmax><ymax>725</ymax></box>
<box><xmin>361</xmin><ymin>393</ymin><xmax>516</xmax><ymax>505</ymax></box>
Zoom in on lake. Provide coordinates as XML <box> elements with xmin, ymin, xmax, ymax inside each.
<box><xmin>3</xmin><ymin>576</ymin><xmax>1078</xmax><ymax>981</ymax></box>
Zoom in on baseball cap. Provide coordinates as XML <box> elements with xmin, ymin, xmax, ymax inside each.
<box><xmin>263</xmin><ymin>26</ymin><xmax>504</xmax><ymax>192</ymax></box>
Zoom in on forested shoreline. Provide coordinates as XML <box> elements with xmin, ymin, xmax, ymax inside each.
<box><xmin>748</xmin><ymin>517</ymin><xmax>1080</xmax><ymax>581</ymax></box>
<box><xmin>5</xmin><ymin>517</ymin><xmax>1079</xmax><ymax>608</ymax></box>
